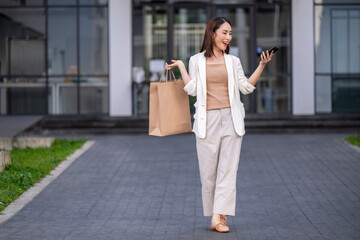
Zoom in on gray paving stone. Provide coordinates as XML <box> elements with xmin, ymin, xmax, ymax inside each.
<box><xmin>0</xmin><ymin>133</ymin><xmax>359</xmax><ymax>240</ymax></box>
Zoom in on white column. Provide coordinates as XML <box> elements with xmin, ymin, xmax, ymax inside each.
<box><xmin>292</xmin><ymin>0</ymin><xmax>315</xmax><ymax>115</ymax></box>
<box><xmin>109</xmin><ymin>0</ymin><xmax>132</xmax><ymax>116</ymax></box>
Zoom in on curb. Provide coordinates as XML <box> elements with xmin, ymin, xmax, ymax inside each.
<box><xmin>0</xmin><ymin>140</ymin><xmax>95</xmax><ymax>226</ymax></box>
<box><xmin>342</xmin><ymin>139</ymin><xmax>360</xmax><ymax>154</ymax></box>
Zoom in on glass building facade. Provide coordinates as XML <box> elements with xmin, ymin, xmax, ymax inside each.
<box><xmin>314</xmin><ymin>0</ymin><xmax>360</xmax><ymax>113</ymax></box>
<box><xmin>133</xmin><ymin>0</ymin><xmax>292</xmax><ymax>116</ymax></box>
<box><xmin>0</xmin><ymin>0</ymin><xmax>109</xmax><ymax>115</ymax></box>
<box><xmin>0</xmin><ymin>0</ymin><xmax>359</xmax><ymax>117</ymax></box>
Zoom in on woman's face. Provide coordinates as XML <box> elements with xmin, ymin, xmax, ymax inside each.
<box><xmin>213</xmin><ymin>22</ymin><xmax>232</xmax><ymax>52</ymax></box>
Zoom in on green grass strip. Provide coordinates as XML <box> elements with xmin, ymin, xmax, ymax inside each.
<box><xmin>345</xmin><ymin>135</ymin><xmax>360</xmax><ymax>148</ymax></box>
<box><xmin>0</xmin><ymin>139</ymin><xmax>86</xmax><ymax>212</ymax></box>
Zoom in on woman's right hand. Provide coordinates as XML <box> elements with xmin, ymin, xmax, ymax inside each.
<box><xmin>165</xmin><ymin>60</ymin><xmax>184</xmax><ymax>70</ymax></box>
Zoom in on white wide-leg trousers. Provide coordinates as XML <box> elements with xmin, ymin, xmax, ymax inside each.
<box><xmin>195</xmin><ymin>107</ymin><xmax>243</xmax><ymax>216</ymax></box>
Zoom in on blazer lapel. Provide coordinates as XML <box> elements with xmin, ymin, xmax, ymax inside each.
<box><xmin>199</xmin><ymin>52</ymin><xmax>206</xmax><ymax>94</ymax></box>
<box><xmin>224</xmin><ymin>53</ymin><xmax>234</xmax><ymax>103</ymax></box>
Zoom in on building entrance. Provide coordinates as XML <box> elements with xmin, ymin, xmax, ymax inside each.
<box><xmin>132</xmin><ymin>0</ymin><xmax>292</xmax><ymax>116</ymax></box>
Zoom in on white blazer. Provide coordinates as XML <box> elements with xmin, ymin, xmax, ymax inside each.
<box><xmin>183</xmin><ymin>51</ymin><xmax>256</xmax><ymax>138</ymax></box>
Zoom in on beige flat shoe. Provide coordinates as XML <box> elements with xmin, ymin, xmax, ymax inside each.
<box><xmin>210</xmin><ymin>222</ymin><xmax>229</xmax><ymax>233</ymax></box>
<box><xmin>220</xmin><ymin>215</ymin><xmax>227</xmax><ymax>225</ymax></box>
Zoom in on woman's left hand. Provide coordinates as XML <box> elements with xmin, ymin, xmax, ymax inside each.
<box><xmin>260</xmin><ymin>50</ymin><xmax>274</xmax><ymax>67</ymax></box>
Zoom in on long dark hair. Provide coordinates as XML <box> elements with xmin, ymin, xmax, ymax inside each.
<box><xmin>200</xmin><ymin>17</ymin><xmax>232</xmax><ymax>58</ymax></box>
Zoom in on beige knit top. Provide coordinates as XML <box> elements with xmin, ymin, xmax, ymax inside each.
<box><xmin>206</xmin><ymin>61</ymin><xmax>230</xmax><ymax>110</ymax></box>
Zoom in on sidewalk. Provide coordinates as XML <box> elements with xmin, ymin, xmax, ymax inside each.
<box><xmin>0</xmin><ymin>116</ymin><xmax>42</xmax><ymax>138</ymax></box>
<box><xmin>0</xmin><ymin>133</ymin><xmax>359</xmax><ymax>240</ymax></box>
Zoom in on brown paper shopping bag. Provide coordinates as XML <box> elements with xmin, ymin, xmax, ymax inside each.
<box><xmin>149</xmin><ymin>69</ymin><xmax>192</xmax><ymax>136</ymax></box>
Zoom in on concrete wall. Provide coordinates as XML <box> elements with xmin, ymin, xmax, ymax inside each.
<box><xmin>109</xmin><ymin>0</ymin><xmax>132</xmax><ymax>116</ymax></box>
<box><xmin>292</xmin><ymin>0</ymin><xmax>315</xmax><ymax>115</ymax></box>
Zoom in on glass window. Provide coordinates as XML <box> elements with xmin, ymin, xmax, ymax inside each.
<box><xmin>213</xmin><ymin>0</ymin><xmax>254</xmax><ymax>3</ymax></box>
<box><xmin>315</xmin><ymin>5</ymin><xmax>360</xmax><ymax>113</ymax></box>
<box><xmin>0</xmin><ymin>4</ymin><xmax>109</xmax><ymax>116</ymax></box>
<box><xmin>333</xmin><ymin>75</ymin><xmax>360</xmax><ymax>113</ymax></box>
<box><xmin>314</xmin><ymin>6</ymin><xmax>360</xmax><ymax>73</ymax></box>
<box><xmin>10</xmin><ymin>38</ymin><xmax>45</xmax><ymax>76</ymax></box>
<box><xmin>80</xmin><ymin>76</ymin><xmax>108</xmax><ymax>114</ymax></box>
<box><xmin>315</xmin><ymin>75</ymin><xmax>332</xmax><ymax>113</ymax></box>
<box><xmin>133</xmin><ymin>5</ymin><xmax>167</xmax><ymax>115</ymax></box>
<box><xmin>0</xmin><ymin>8</ymin><xmax>46</xmax><ymax>76</ymax></box>
<box><xmin>79</xmin><ymin>7</ymin><xmax>108</xmax><ymax>75</ymax></box>
<box><xmin>48</xmin><ymin>8</ymin><xmax>77</xmax><ymax>76</ymax></box>
<box><xmin>255</xmin><ymin>4</ymin><xmax>291</xmax><ymax>113</ymax></box>
<box><xmin>0</xmin><ymin>8</ymin><xmax>46</xmax><ymax>115</ymax></box>
<box><xmin>256</xmin><ymin>75</ymin><xmax>290</xmax><ymax>113</ymax></box>
<box><xmin>173</xmin><ymin>7</ymin><xmax>207</xmax><ymax>61</ymax></box>
<box><xmin>0</xmin><ymin>77</ymin><xmax>46</xmax><ymax>114</ymax></box>
<box><xmin>256</xmin><ymin>4</ymin><xmax>291</xmax><ymax>75</ymax></box>
<box><xmin>315</xmin><ymin>6</ymin><xmax>331</xmax><ymax>73</ymax></box>
<box><xmin>58</xmin><ymin>79</ymin><xmax>78</xmax><ymax>114</ymax></box>
<box><xmin>48</xmin><ymin>77</ymin><xmax>78</xmax><ymax>114</ymax></box>
<box><xmin>134</xmin><ymin>0</ymin><xmax>166</xmax><ymax>4</ymax></box>
<box><xmin>332</xmin><ymin>9</ymin><xmax>359</xmax><ymax>73</ymax></box>
<box><xmin>213</xmin><ymin>0</ymin><xmax>290</xmax><ymax>4</ymax></box>
<box><xmin>315</xmin><ymin>0</ymin><xmax>360</xmax><ymax>4</ymax></box>
<box><xmin>0</xmin><ymin>0</ymin><xmax>43</xmax><ymax>6</ymax></box>
<box><xmin>80</xmin><ymin>0</ymin><xmax>108</xmax><ymax>5</ymax></box>
<box><xmin>48</xmin><ymin>0</ymin><xmax>76</xmax><ymax>5</ymax></box>
<box><xmin>170</xmin><ymin>0</ymin><xmax>208</xmax><ymax>2</ymax></box>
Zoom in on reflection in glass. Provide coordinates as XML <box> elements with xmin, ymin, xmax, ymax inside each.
<box><xmin>315</xmin><ymin>5</ymin><xmax>331</xmax><ymax>73</ymax></box>
<box><xmin>0</xmin><ymin>8</ymin><xmax>45</xmax><ymax>76</ymax></box>
<box><xmin>10</xmin><ymin>38</ymin><xmax>45</xmax><ymax>75</ymax></box>
<box><xmin>255</xmin><ymin>4</ymin><xmax>291</xmax><ymax>113</ymax></box>
<box><xmin>315</xmin><ymin>5</ymin><xmax>360</xmax><ymax>113</ymax></box>
<box><xmin>80</xmin><ymin>76</ymin><xmax>109</xmax><ymax>114</ymax></box>
<box><xmin>48</xmin><ymin>77</ymin><xmax>77</xmax><ymax>114</ymax></box>
<box><xmin>133</xmin><ymin>5</ymin><xmax>167</xmax><ymax>115</ymax></box>
<box><xmin>134</xmin><ymin>0</ymin><xmax>166</xmax><ymax>4</ymax></box>
<box><xmin>315</xmin><ymin>75</ymin><xmax>332</xmax><ymax>113</ymax></box>
<box><xmin>214</xmin><ymin>0</ymin><xmax>290</xmax><ymax>3</ymax></box>
<box><xmin>333</xmin><ymin>75</ymin><xmax>360</xmax><ymax>113</ymax></box>
<box><xmin>48</xmin><ymin>76</ymin><xmax>109</xmax><ymax>115</ymax></box>
<box><xmin>79</xmin><ymin>7</ymin><xmax>108</xmax><ymax>75</ymax></box>
<box><xmin>0</xmin><ymin>0</ymin><xmax>43</xmax><ymax>6</ymax></box>
<box><xmin>256</xmin><ymin>76</ymin><xmax>289</xmax><ymax>113</ymax></box>
<box><xmin>133</xmin><ymin>5</ymin><xmax>167</xmax><ymax>76</ymax></box>
<box><xmin>48</xmin><ymin>0</ymin><xmax>76</xmax><ymax>5</ymax></box>
<box><xmin>173</xmin><ymin>7</ymin><xmax>207</xmax><ymax>61</ymax></box>
<box><xmin>213</xmin><ymin>0</ymin><xmax>254</xmax><ymax>3</ymax></box>
<box><xmin>48</xmin><ymin>8</ymin><xmax>77</xmax><ymax>75</ymax></box>
<box><xmin>0</xmin><ymin>8</ymin><xmax>46</xmax><ymax>115</ymax></box>
<box><xmin>256</xmin><ymin>4</ymin><xmax>291</xmax><ymax>74</ymax></box>
<box><xmin>0</xmin><ymin>77</ymin><xmax>46</xmax><ymax>114</ymax></box>
<box><xmin>80</xmin><ymin>0</ymin><xmax>108</xmax><ymax>5</ymax></box>
<box><xmin>331</xmin><ymin>9</ymin><xmax>360</xmax><ymax>73</ymax></box>
<box><xmin>59</xmin><ymin>83</ymin><xmax>77</xmax><ymax>115</ymax></box>
<box><xmin>170</xmin><ymin>0</ymin><xmax>208</xmax><ymax>2</ymax></box>
<box><xmin>315</xmin><ymin>0</ymin><xmax>360</xmax><ymax>4</ymax></box>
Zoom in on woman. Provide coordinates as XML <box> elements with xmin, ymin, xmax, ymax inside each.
<box><xmin>165</xmin><ymin>17</ymin><xmax>274</xmax><ymax>233</ymax></box>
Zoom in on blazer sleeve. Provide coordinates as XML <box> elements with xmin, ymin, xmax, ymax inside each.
<box><xmin>183</xmin><ymin>56</ymin><xmax>197</xmax><ymax>96</ymax></box>
<box><xmin>235</xmin><ymin>57</ymin><xmax>256</xmax><ymax>95</ymax></box>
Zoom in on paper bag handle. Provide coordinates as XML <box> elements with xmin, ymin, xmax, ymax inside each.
<box><xmin>159</xmin><ymin>69</ymin><xmax>177</xmax><ymax>82</ymax></box>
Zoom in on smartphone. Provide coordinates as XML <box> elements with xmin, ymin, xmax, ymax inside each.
<box><xmin>258</xmin><ymin>47</ymin><xmax>278</xmax><ymax>58</ymax></box>
<box><xmin>268</xmin><ymin>47</ymin><xmax>279</xmax><ymax>54</ymax></box>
